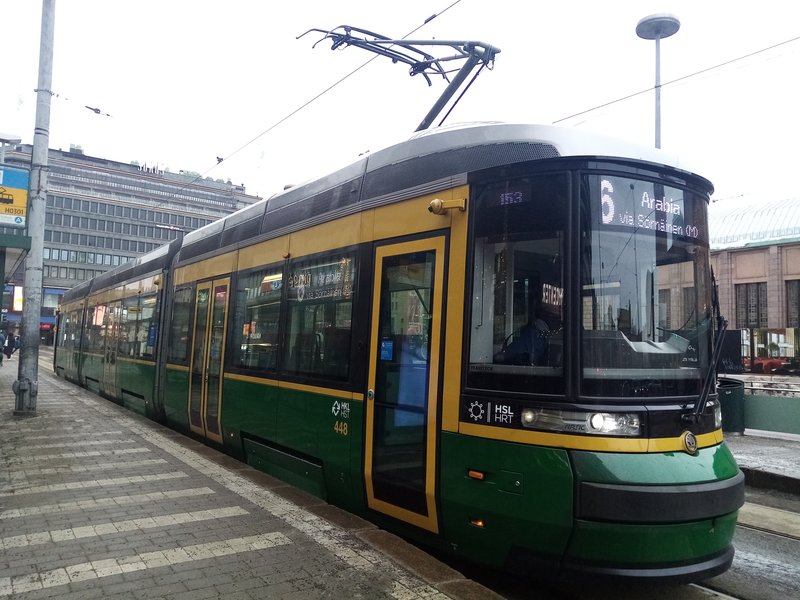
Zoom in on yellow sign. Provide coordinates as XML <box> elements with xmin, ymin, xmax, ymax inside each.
<box><xmin>0</xmin><ymin>166</ymin><xmax>29</xmax><ymax>228</ymax></box>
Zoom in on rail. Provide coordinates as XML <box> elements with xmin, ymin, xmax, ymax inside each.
<box><xmin>741</xmin><ymin>380</ymin><xmax>800</xmax><ymax>396</ymax></box>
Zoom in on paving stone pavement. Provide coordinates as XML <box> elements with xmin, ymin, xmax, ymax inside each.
<box><xmin>0</xmin><ymin>352</ymin><xmax>497</xmax><ymax>600</ymax></box>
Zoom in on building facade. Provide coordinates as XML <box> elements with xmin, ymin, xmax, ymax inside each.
<box><xmin>1</xmin><ymin>144</ymin><xmax>260</xmax><ymax>339</ymax></box>
<box><xmin>710</xmin><ymin>197</ymin><xmax>800</xmax><ymax>372</ymax></box>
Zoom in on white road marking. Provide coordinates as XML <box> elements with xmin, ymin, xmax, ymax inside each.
<box><xmin>0</xmin><ymin>486</ymin><xmax>215</xmax><ymax>520</ymax></box>
<box><xmin>0</xmin><ymin>506</ymin><xmax>248</xmax><ymax>549</ymax></box>
<box><xmin>0</xmin><ymin>532</ymin><xmax>291</xmax><ymax>596</ymax></box>
<box><xmin>0</xmin><ymin>471</ymin><xmax>188</xmax><ymax>497</ymax></box>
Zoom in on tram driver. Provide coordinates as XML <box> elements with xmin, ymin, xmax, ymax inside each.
<box><xmin>495</xmin><ymin>299</ymin><xmax>551</xmax><ymax>366</ymax></box>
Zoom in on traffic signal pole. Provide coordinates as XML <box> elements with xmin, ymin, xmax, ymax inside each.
<box><xmin>14</xmin><ymin>0</ymin><xmax>55</xmax><ymax>416</ymax></box>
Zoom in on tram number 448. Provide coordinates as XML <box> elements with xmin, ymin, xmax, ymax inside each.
<box><xmin>334</xmin><ymin>421</ymin><xmax>349</xmax><ymax>436</ymax></box>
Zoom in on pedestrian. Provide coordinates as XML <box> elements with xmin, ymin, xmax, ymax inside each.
<box><xmin>3</xmin><ymin>332</ymin><xmax>14</xmax><ymax>361</ymax></box>
<box><xmin>0</xmin><ymin>330</ymin><xmax>5</xmax><ymax>366</ymax></box>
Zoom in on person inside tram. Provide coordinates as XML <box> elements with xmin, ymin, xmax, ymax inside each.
<box><xmin>496</xmin><ymin>301</ymin><xmax>551</xmax><ymax>366</ymax></box>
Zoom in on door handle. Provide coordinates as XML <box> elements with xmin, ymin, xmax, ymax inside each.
<box><xmin>367</xmin><ymin>389</ymin><xmax>375</xmax><ymax>401</ymax></box>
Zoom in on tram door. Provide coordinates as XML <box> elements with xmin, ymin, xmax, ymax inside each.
<box><xmin>101</xmin><ymin>302</ymin><xmax>121</xmax><ymax>398</ymax></box>
<box><xmin>188</xmin><ymin>278</ymin><xmax>230</xmax><ymax>443</ymax></box>
<box><xmin>365</xmin><ymin>237</ymin><xmax>445</xmax><ymax>533</ymax></box>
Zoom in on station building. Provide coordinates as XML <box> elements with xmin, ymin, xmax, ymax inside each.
<box><xmin>0</xmin><ymin>143</ymin><xmax>260</xmax><ymax>341</ymax></box>
<box><xmin>710</xmin><ymin>196</ymin><xmax>800</xmax><ymax>372</ymax></box>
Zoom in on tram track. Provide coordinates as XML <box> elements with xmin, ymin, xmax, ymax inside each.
<box><xmin>736</xmin><ymin>502</ymin><xmax>800</xmax><ymax>542</ymax></box>
<box><xmin>689</xmin><ymin>583</ymin><xmax>743</xmax><ymax>599</ymax></box>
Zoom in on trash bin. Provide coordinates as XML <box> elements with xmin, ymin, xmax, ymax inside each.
<box><xmin>716</xmin><ymin>378</ymin><xmax>745</xmax><ymax>434</ymax></box>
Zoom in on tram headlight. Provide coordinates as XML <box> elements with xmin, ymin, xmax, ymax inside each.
<box><xmin>520</xmin><ymin>408</ymin><xmax>642</xmax><ymax>436</ymax></box>
<box><xmin>585</xmin><ymin>412</ymin><xmax>641</xmax><ymax>436</ymax></box>
<box><xmin>521</xmin><ymin>409</ymin><xmax>537</xmax><ymax>425</ymax></box>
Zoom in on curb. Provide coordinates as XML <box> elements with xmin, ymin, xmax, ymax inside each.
<box><xmin>740</xmin><ymin>467</ymin><xmax>800</xmax><ymax>496</ymax></box>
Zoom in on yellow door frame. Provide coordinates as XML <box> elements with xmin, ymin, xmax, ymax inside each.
<box><xmin>365</xmin><ymin>236</ymin><xmax>446</xmax><ymax>533</ymax></box>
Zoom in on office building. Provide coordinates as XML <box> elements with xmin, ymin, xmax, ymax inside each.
<box><xmin>1</xmin><ymin>143</ymin><xmax>260</xmax><ymax>340</ymax></box>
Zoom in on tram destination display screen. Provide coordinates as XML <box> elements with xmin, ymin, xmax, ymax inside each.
<box><xmin>593</xmin><ymin>175</ymin><xmax>708</xmax><ymax>245</ymax></box>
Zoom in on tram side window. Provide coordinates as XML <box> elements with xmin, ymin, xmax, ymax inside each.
<box><xmin>59</xmin><ymin>310</ymin><xmax>76</xmax><ymax>350</ymax></box>
<box><xmin>73</xmin><ymin>308</ymin><xmax>85</xmax><ymax>350</ymax></box>
<box><xmin>167</xmin><ymin>286</ymin><xmax>194</xmax><ymax>365</ymax></box>
<box><xmin>121</xmin><ymin>293</ymin><xmax>157</xmax><ymax>360</ymax></box>
<box><xmin>467</xmin><ymin>172</ymin><xmax>567</xmax><ymax>395</ymax></box>
<box><xmin>231</xmin><ymin>266</ymin><xmax>283</xmax><ymax>372</ymax></box>
<box><xmin>283</xmin><ymin>252</ymin><xmax>356</xmax><ymax>380</ymax></box>
<box><xmin>85</xmin><ymin>304</ymin><xmax>106</xmax><ymax>354</ymax></box>
<box><xmin>106</xmin><ymin>302</ymin><xmax>125</xmax><ymax>357</ymax></box>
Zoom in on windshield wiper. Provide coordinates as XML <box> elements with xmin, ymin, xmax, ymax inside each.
<box><xmin>684</xmin><ymin>267</ymin><xmax>727</xmax><ymax>424</ymax></box>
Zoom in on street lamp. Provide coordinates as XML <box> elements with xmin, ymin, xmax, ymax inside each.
<box><xmin>0</xmin><ymin>133</ymin><xmax>21</xmax><ymax>164</ymax></box>
<box><xmin>636</xmin><ymin>14</ymin><xmax>680</xmax><ymax>149</ymax></box>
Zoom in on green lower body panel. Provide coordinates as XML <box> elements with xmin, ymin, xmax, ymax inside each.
<box><xmin>221</xmin><ymin>378</ymin><xmax>365</xmax><ymax>513</ymax></box>
<box><xmin>244</xmin><ymin>437</ymin><xmax>325</xmax><ymax>498</ymax></box>
<box><xmin>163</xmin><ymin>368</ymin><xmax>190</xmax><ymax>434</ymax></box>
<box><xmin>439</xmin><ymin>432</ymin><xmax>574</xmax><ymax>572</ymax></box>
<box><xmin>440</xmin><ymin>434</ymin><xmax>743</xmax><ymax>581</ymax></box>
<box><xmin>115</xmin><ymin>359</ymin><xmax>156</xmax><ymax>418</ymax></box>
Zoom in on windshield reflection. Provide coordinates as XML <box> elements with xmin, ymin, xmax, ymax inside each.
<box><xmin>582</xmin><ymin>175</ymin><xmax>711</xmax><ymax>397</ymax></box>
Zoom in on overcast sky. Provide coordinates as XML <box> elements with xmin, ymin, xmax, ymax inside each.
<box><xmin>2</xmin><ymin>1</ymin><xmax>798</xmax><ymax>214</ymax></box>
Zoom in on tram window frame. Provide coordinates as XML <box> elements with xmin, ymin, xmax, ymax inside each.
<box><xmin>85</xmin><ymin>304</ymin><xmax>105</xmax><ymax>354</ymax></box>
<box><xmin>167</xmin><ymin>285</ymin><xmax>195</xmax><ymax>366</ymax></box>
<box><xmin>464</xmin><ymin>170</ymin><xmax>569</xmax><ymax>397</ymax></box>
<box><xmin>59</xmin><ymin>309</ymin><xmax>76</xmax><ymax>350</ymax></box>
<box><xmin>281</xmin><ymin>249</ymin><xmax>357</xmax><ymax>382</ymax></box>
<box><xmin>230</xmin><ymin>263</ymin><xmax>284</xmax><ymax>374</ymax></box>
<box><xmin>121</xmin><ymin>291</ymin><xmax>158</xmax><ymax>361</ymax></box>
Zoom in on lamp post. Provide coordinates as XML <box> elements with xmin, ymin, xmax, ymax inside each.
<box><xmin>0</xmin><ymin>134</ymin><xmax>22</xmax><ymax>164</ymax></box>
<box><xmin>636</xmin><ymin>14</ymin><xmax>680</xmax><ymax>149</ymax></box>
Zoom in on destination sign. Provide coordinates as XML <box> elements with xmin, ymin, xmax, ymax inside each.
<box><xmin>596</xmin><ymin>175</ymin><xmax>707</xmax><ymax>243</ymax></box>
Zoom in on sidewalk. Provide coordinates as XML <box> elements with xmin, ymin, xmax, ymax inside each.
<box><xmin>0</xmin><ymin>353</ymin><xmax>497</xmax><ymax>600</ymax></box>
<box><xmin>723</xmin><ymin>430</ymin><xmax>800</xmax><ymax>495</ymax></box>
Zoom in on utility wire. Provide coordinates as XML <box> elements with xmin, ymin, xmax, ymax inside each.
<box><xmin>553</xmin><ymin>34</ymin><xmax>800</xmax><ymax>125</ymax></box>
<box><xmin>206</xmin><ymin>0</ymin><xmax>464</xmax><ymax>183</ymax></box>
<box><xmin>129</xmin><ymin>1</ymin><xmax>462</xmax><ymax>203</ymax></box>
<box><xmin>99</xmin><ymin>0</ymin><xmax>464</xmax><ymax>208</ymax></box>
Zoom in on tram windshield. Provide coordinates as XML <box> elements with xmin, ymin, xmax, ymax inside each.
<box><xmin>581</xmin><ymin>173</ymin><xmax>711</xmax><ymax>397</ymax></box>
<box><xmin>467</xmin><ymin>172</ymin><xmax>567</xmax><ymax>395</ymax></box>
<box><xmin>465</xmin><ymin>167</ymin><xmax>712</xmax><ymax>400</ymax></box>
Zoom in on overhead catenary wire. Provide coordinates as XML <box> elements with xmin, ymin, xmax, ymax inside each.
<box><xmin>43</xmin><ymin>12</ymin><xmax>796</xmax><ymax>201</ymax></box>
<box><xmin>553</xmin><ymin>34</ymin><xmax>800</xmax><ymax>125</ymax></box>
<box><xmin>158</xmin><ymin>0</ymin><xmax>465</xmax><ymax>200</ymax></box>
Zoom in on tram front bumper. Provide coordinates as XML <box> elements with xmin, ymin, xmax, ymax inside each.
<box><xmin>558</xmin><ymin>442</ymin><xmax>745</xmax><ymax>582</ymax></box>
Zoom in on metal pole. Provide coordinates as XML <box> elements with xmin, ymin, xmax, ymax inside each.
<box><xmin>636</xmin><ymin>14</ymin><xmax>679</xmax><ymax>150</ymax></box>
<box><xmin>14</xmin><ymin>0</ymin><xmax>56</xmax><ymax>416</ymax></box>
<box><xmin>654</xmin><ymin>36</ymin><xmax>662</xmax><ymax>149</ymax></box>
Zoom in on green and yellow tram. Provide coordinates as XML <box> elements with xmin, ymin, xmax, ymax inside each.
<box><xmin>55</xmin><ymin>122</ymin><xmax>744</xmax><ymax>581</ymax></box>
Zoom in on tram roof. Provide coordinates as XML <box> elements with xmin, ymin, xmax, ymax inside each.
<box><xmin>398</xmin><ymin>122</ymin><xmax>701</xmax><ymax>173</ymax></box>
<box><xmin>171</xmin><ymin>122</ymin><xmax>714</xmax><ymax>265</ymax></box>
